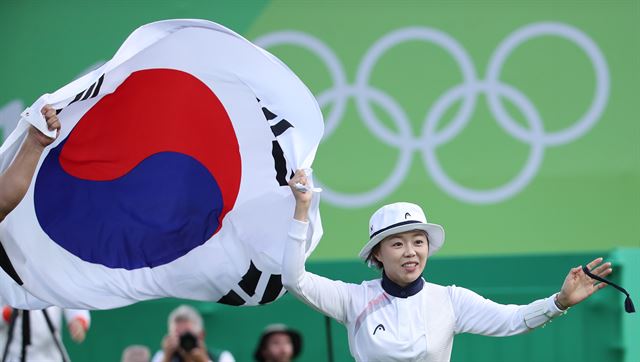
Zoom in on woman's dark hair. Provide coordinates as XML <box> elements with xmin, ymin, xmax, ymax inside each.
<box><xmin>365</xmin><ymin>243</ymin><xmax>384</xmax><ymax>269</ymax></box>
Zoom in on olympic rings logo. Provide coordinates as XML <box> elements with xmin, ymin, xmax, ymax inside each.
<box><xmin>255</xmin><ymin>22</ymin><xmax>610</xmax><ymax>207</ymax></box>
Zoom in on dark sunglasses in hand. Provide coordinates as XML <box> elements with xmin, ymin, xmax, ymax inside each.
<box><xmin>582</xmin><ymin>265</ymin><xmax>635</xmax><ymax>313</ymax></box>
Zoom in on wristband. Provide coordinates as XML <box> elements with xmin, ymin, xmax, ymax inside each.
<box><xmin>554</xmin><ymin>293</ymin><xmax>568</xmax><ymax>310</ymax></box>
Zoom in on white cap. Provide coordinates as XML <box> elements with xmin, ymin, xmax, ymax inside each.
<box><xmin>358</xmin><ymin>202</ymin><xmax>445</xmax><ymax>265</ymax></box>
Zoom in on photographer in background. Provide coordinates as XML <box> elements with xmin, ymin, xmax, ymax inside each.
<box><xmin>151</xmin><ymin>305</ymin><xmax>234</xmax><ymax>362</ymax></box>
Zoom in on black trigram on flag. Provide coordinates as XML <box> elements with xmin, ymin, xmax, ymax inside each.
<box><xmin>217</xmin><ymin>260</ymin><xmax>284</xmax><ymax>306</ymax></box>
<box><xmin>258</xmin><ymin>98</ymin><xmax>295</xmax><ymax>186</ymax></box>
<box><xmin>56</xmin><ymin>74</ymin><xmax>105</xmax><ymax>114</ymax></box>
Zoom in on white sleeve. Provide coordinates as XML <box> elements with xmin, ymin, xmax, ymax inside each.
<box><xmin>282</xmin><ymin>219</ymin><xmax>352</xmax><ymax>323</ymax></box>
<box><xmin>449</xmin><ymin>285</ymin><xmax>566</xmax><ymax>336</ymax></box>
<box><xmin>218</xmin><ymin>350</ymin><xmax>235</xmax><ymax>362</ymax></box>
<box><xmin>63</xmin><ymin>309</ymin><xmax>91</xmax><ymax>329</ymax></box>
<box><xmin>0</xmin><ymin>271</ymin><xmax>51</xmax><ymax>310</ymax></box>
<box><xmin>150</xmin><ymin>351</ymin><xmax>164</xmax><ymax>362</ymax></box>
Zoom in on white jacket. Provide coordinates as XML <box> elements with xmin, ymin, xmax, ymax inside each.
<box><xmin>283</xmin><ymin>220</ymin><xmax>565</xmax><ymax>362</ymax></box>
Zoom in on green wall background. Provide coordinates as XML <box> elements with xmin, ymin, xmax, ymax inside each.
<box><xmin>1</xmin><ymin>0</ymin><xmax>638</xmax><ymax>260</ymax></box>
<box><xmin>244</xmin><ymin>0</ymin><xmax>640</xmax><ymax>259</ymax></box>
<box><xmin>1</xmin><ymin>1</ymin><xmax>638</xmax><ymax>361</ymax></box>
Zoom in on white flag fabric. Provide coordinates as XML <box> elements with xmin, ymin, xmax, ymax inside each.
<box><xmin>0</xmin><ymin>19</ymin><xmax>324</xmax><ymax>309</ymax></box>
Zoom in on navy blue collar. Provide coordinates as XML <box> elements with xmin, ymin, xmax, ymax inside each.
<box><xmin>381</xmin><ymin>272</ymin><xmax>424</xmax><ymax>298</ymax></box>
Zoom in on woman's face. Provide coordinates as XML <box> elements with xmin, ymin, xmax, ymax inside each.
<box><xmin>374</xmin><ymin>230</ymin><xmax>429</xmax><ymax>287</ymax></box>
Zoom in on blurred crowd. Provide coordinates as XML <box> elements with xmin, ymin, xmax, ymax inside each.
<box><xmin>0</xmin><ymin>302</ymin><xmax>302</xmax><ymax>362</ymax></box>
<box><xmin>121</xmin><ymin>305</ymin><xmax>302</xmax><ymax>362</ymax></box>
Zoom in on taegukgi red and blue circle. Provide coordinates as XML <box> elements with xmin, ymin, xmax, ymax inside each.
<box><xmin>34</xmin><ymin>68</ymin><xmax>242</xmax><ymax>270</ymax></box>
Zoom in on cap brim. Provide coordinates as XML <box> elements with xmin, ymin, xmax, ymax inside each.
<box><xmin>358</xmin><ymin>223</ymin><xmax>445</xmax><ymax>263</ymax></box>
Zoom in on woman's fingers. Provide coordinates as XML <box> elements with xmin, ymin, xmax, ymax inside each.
<box><xmin>292</xmin><ymin>169</ymin><xmax>307</xmax><ymax>185</ymax></box>
<box><xmin>39</xmin><ymin>105</ymin><xmax>61</xmax><ymax>133</ymax></box>
<box><xmin>289</xmin><ymin>170</ymin><xmax>302</xmax><ymax>184</ymax></box>
<box><xmin>41</xmin><ymin>105</ymin><xmax>54</xmax><ymax>115</ymax></box>
<box><xmin>44</xmin><ymin>108</ymin><xmax>56</xmax><ymax>118</ymax></box>
<box><xmin>590</xmin><ymin>261</ymin><xmax>611</xmax><ymax>275</ymax></box>
<box><xmin>586</xmin><ymin>257</ymin><xmax>604</xmax><ymax>271</ymax></box>
<box><xmin>47</xmin><ymin>117</ymin><xmax>60</xmax><ymax>131</ymax></box>
<box><xmin>583</xmin><ymin>259</ymin><xmax>614</xmax><ymax>281</ymax></box>
<box><xmin>598</xmin><ymin>267</ymin><xmax>613</xmax><ymax>278</ymax></box>
<box><xmin>289</xmin><ymin>169</ymin><xmax>310</xmax><ymax>192</ymax></box>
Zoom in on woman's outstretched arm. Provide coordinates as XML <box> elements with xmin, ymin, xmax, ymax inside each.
<box><xmin>0</xmin><ymin>105</ymin><xmax>60</xmax><ymax>222</ymax></box>
<box><xmin>282</xmin><ymin>170</ymin><xmax>353</xmax><ymax>323</ymax></box>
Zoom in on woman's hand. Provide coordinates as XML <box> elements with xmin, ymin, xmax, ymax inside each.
<box><xmin>557</xmin><ymin>257</ymin><xmax>612</xmax><ymax>308</ymax></box>
<box><xmin>26</xmin><ymin>105</ymin><xmax>60</xmax><ymax>148</ymax></box>
<box><xmin>288</xmin><ymin>169</ymin><xmax>313</xmax><ymax>222</ymax></box>
<box><xmin>0</xmin><ymin>105</ymin><xmax>61</xmax><ymax>222</ymax></box>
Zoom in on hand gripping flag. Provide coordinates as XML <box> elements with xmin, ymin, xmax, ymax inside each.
<box><xmin>0</xmin><ymin>19</ymin><xmax>324</xmax><ymax>309</ymax></box>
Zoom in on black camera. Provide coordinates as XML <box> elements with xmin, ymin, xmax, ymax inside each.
<box><xmin>179</xmin><ymin>332</ymin><xmax>198</xmax><ymax>352</ymax></box>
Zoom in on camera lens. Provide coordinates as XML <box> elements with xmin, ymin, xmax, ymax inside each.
<box><xmin>179</xmin><ymin>332</ymin><xmax>198</xmax><ymax>352</ymax></box>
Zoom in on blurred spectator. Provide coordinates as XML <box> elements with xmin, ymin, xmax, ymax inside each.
<box><xmin>151</xmin><ymin>305</ymin><xmax>234</xmax><ymax>362</ymax></box>
<box><xmin>0</xmin><ymin>305</ymin><xmax>90</xmax><ymax>361</ymax></box>
<box><xmin>253</xmin><ymin>324</ymin><xmax>302</xmax><ymax>362</ymax></box>
<box><xmin>122</xmin><ymin>344</ymin><xmax>151</xmax><ymax>362</ymax></box>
